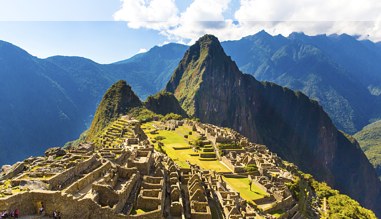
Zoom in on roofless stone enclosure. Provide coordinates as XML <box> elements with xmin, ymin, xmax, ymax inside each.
<box><xmin>1</xmin><ymin>117</ymin><xmax>309</xmax><ymax>218</ymax></box>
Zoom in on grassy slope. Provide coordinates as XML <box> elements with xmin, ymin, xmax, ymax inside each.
<box><xmin>354</xmin><ymin>120</ymin><xmax>381</xmax><ymax>179</ymax></box>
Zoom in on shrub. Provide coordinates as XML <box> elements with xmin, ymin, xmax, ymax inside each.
<box><xmin>154</xmin><ymin>136</ymin><xmax>166</xmax><ymax>141</ymax></box>
<box><xmin>245</xmin><ymin>164</ymin><xmax>258</xmax><ymax>172</ymax></box>
<box><xmin>161</xmin><ymin>113</ymin><xmax>183</xmax><ymax>121</ymax></box>
<box><xmin>218</xmin><ymin>143</ymin><xmax>240</xmax><ymax>149</ymax></box>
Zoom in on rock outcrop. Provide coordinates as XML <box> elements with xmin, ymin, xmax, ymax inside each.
<box><xmin>166</xmin><ymin>34</ymin><xmax>381</xmax><ymax>216</ymax></box>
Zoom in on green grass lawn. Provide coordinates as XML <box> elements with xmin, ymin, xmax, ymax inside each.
<box><xmin>143</xmin><ymin>122</ymin><xmax>230</xmax><ymax>172</ymax></box>
<box><xmin>223</xmin><ymin>176</ymin><xmax>268</xmax><ymax>202</ymax></box>
<box><xmin>143</xmin><ymin>122</ymin><xmax>268</xmax><ymax>205</ymax></box>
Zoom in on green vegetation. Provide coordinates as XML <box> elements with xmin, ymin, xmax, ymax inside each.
<box><xmin>287</xmin><ymin>173</ymin><xmax>377</xmax><ymax>218</ymax></box>
<box><xmin>143</xmin><ymin>122</ymin><xmax>227</xmax><ymax>170</ymax></box>
<box><xmin>165</xmin><ymin>35</ymin><xmax>222</xmax><ymax>116</ymax></box>
<box><xmin>128</xmin><ymin>107</ymin><xmax>161</xmax><ymax>122</ymax></box>
<box><xmin>244</xmin><ymin>164</ymin><xmax>258</xmax><ymax>172</ymax></box>
<box><xmin>218</xmin><ymin>143</ymin><xmax>241</xmax><ymax>150</ymax></box>
<box><xmin>145</xmin><ymin>91</ymin><xmax>188</xmax><ymax>117</ymax></box>
<box><xmin>63</xmin><ymin>130</ymin><xmax>88</xmax><ymax>149</ymax></box>
<box><xmin>130</xmin><ymin>208</ymin><xmax>146</xmax><ymax>215</ymax></box>
<box><xmin>92</xmin><ymin>118</ymin><xmax>135</xmax><ymax>148</ymax></box>
<box><xmin>269</xmin><ymin>209</ymin><xmax>285</xmax><ymax>218</ymax></box>
<box><xmin>222</xmin><ymin>176</ymin><xmax>268</xmax><ymax>203</ymax></box>
<box><xmin>161</xmin><ymin>113</ymin><xmax>183</xmax><ymax>121</ymax></box>
<box><xmin>154</xmin><ymin>136</ymin><xmax>166</xmax><ymax>141</ymax></box>
<box><xmin>142</xmin><ymin>121</ymin><xmax>271</xmax><ymax>207</ymax></box>
<box><xmin>87</xmin><ymin>80</ymin><xmax>142</xmax><ymax>141</ymax></box>
<box><xmin>354</xmin><ymin>120</ymin><xmax>381</xmax><ymax>179</ymax></box>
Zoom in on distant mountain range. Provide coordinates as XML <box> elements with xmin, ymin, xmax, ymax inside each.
<box><xmin>1</xmin><ymin>31</ymin><xmax>381</xmax><ymax>166</ymax></box>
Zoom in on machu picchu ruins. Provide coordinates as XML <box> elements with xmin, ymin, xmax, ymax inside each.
<box><xmin>0</xmin><ymin>115</ymin><xmax>333</xmax><ymax>219</ymax></box>
<box><xmin>0</xmin><ymin>110</ymin><xmax>378</xmax><ymax>219</ymax></box>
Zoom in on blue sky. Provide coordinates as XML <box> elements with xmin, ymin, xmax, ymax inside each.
<box><xmin>0</xmin><ymin>21</ymin><xmax>167</xmax><ymax>63</ymax></box>
<box><xmin>0</xmin><ymin>0</ymin><xmax>380</xmax><ymax>63</ymax></box>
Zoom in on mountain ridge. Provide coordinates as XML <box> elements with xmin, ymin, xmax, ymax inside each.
<box><xmin>165</xmin><ymin>34</ymin><xmax>381</xmax><ymax>216</ymax></box>
<box><xmin>1</xmin><ymin>30</ymin><xmax>381</xmax><ymax>170</ymax></box>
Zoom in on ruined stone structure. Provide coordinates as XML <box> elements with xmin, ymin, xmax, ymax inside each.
<box><xmin>0</xmin><ymin>118</ymin><xmax>304</xmax><ymax>218</ymax></box>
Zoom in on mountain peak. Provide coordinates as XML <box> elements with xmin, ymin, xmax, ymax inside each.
<box><xmin>86</xmin><ymin>80</ymin><xmax>142</xmax><ymax>140</ymax></box>
<box><xmin>165</xmin><ymin>34</ymin><xmax>241</xmax><ymax>115</ymax></box>
<box><xmin>190</xmin><ymin>34</ymin><xmax>226</xmax><ymax>58</ymax></box>
<box><xmin>242</xmin><ymin>30</ymin><xmax>272</xmax><ymax>41</ymax></box>
<box><xmin>196</xmin><ymin>34</ymin><xmax>220</xmax><ymax>45</ymax></box>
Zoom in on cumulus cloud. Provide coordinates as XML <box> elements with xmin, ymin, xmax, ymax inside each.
<box><xmin>114</xmin><ymin>0</ymin><xmax>381</xmax><ymax>42</ymax></box>
<box><xmin>113</xmin><ymin>0</ymin><xmax>179</xmax><ymax>30</ymax></box>
<box><xmin>165</xmin><ymin>0</ymin><xmax>233</xmax><ymax>42</ymax></box>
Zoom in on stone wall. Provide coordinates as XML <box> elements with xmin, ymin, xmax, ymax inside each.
<box><xmin>46</xmin><ymin>155</ymin><xmax>99</xmax><ymax>190</ymax></box>
<box><xmin>64</xmin><ymin>161</ymin><xmax>112</xmax><ymax>195</ymax></box>
<box><xmin>221</xmin><ymin>157</ymin><xmax>245</xmax><ymax>173</ymax></box>
<box><xmin>128</xmin><ymin>209</ymin><xmax>162</xmax><ymax>219</ymax></box>
<box><xmin>252</xmin><ymin>178</ymin><xmax>269</xmax><ymax>193</ymax></box>
<box><xmin>114</xmin><ymin>173</ymin><xmax>139</xmax><ymax>213</ymax></box>
<box><xmin>0</xmin><ymin>190</ymin><xmax>121</xmax><ymax>218</ymax></box>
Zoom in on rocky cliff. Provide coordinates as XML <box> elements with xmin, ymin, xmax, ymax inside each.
<box><xmin>87</xmin><ymin>80</ymin><xmax>142</xmax><ymax>140</ymax></box>
<box><xmin>166</xmin><ymin>35</ymin><xmax>381</xmax><ymax>216</ymax></box>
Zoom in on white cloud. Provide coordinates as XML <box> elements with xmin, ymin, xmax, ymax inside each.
<box><xmin>137</xmin><ymin>48</ymin><xmax>148</xmax><ymax>53</ymax></box>
<box><xmin>113</xmin><ymin>0</ymin><xmax>179</xmax><ymax>30</ymax></box>
<box><xmin>165</xmin><ymin>0</ymin><xmax>233</xmax><ymax>43</ymax></box>
<box><xmin>232</xmin><ymin>0</ymin><xmax>381</xmax><ymax>41</ymax></box>
<box><xmin>114</xmin><ymin>0</ymin><xmax>381</xmax><ymax>42</ymax></box>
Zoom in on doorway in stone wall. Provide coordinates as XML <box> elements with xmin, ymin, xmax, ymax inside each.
<box><xmin>36</xmin><ymin>201</ymin><xmax>44</xmax><ymax>215</ymax></box>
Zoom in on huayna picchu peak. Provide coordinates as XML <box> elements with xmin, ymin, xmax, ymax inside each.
<box><xmin>0</xmin><ymin>34</ymin><xmax>379</xmax><ymax>219</ymax></box>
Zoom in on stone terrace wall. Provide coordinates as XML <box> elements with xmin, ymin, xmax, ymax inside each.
<box><xmin>64</xmin><ymin>161</ymin><xmax>112</xmax><ymax>195</ymax></box>
<box><xmin>46</xmin><ymin>155</ymin><xmax>99</xmax><ymax>190</ymax></box>
<box><xmin>0</xmin><ymin>190</ymin><xmax>121</xmax><ymax>218</ymax></box>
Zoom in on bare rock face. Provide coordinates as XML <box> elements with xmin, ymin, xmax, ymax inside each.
<box><xmin>45</xmin><ymin>147</ymin><xmax>66</xmax><ymax>157</ymax></box>
<box><xmin>166</xmin><ymin>34</ymin><xmax>381</xmax><ymax>216</ymax></box>
<box><xmin>1</xmin><ymin>165</ymin><xmax>12</xmax><ymax>174</ymax></box>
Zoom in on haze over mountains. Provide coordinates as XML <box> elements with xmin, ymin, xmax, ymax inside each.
<box><xmin>1</xmin><ymin>30</ymin><xmax>381</xmax><ymax>168</ymax></box>
<box><xmin>0</xmin><ymin>40</ymin><xmax>186</xmax><ymax>165</ymax></box>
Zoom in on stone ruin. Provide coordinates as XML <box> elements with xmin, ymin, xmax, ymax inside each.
<box><xmin>0</xmin><ymin>117</ymin><xmax>304</xmax><ymax>218</ymax></box>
